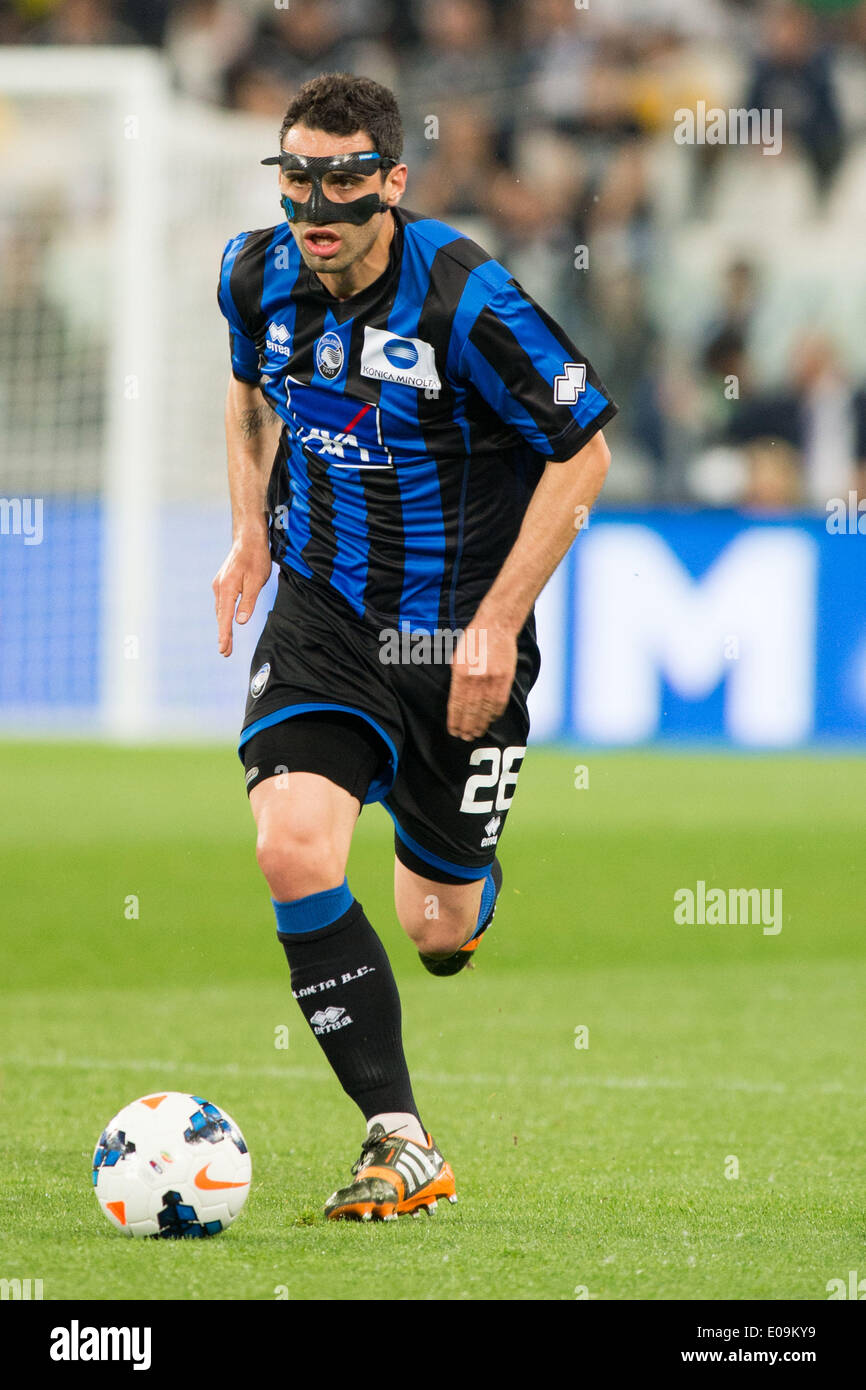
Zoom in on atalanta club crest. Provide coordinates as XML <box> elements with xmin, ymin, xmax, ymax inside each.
<box><xmin>315</xmin><ymin>332</ymin><xmax>344</xmax><ymax>380</ymax></box>
<box><xmin>250</xmin><ymin>663</ymin><xmax>270</xmax><ymax>699</ymax></box>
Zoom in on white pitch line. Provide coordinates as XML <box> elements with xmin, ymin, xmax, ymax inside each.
<box><xmin>0</xmin><ymin>1054</ymin><xmax>862</xmax><ymax>1098</ymax></box>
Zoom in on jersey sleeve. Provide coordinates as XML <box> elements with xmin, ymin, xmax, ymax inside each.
<box><xmin>217</xmin><ymin>234</ymin><xmax>261</xmax><ymax>385</ymax></box>
<box><xmin>457</xmin><ymin>278</ymin><xmax>617</xmax><ymax>460</ymax></box>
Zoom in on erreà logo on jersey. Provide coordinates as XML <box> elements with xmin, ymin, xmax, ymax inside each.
<box><xmin>360</xmin><ymin>326</ymin><xmax>441</xmax><ymax>391</ymax></box>
<box><xmin>267</xmin><ymin>321</ymin><xmax>292</xmax><ymax>357</ymax></box>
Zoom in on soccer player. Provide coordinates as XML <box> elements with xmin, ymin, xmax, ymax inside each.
<box><xmin>214</xmin><ymin>73</ymin><xmax>615</xmax><ymax>1221</ymax></box>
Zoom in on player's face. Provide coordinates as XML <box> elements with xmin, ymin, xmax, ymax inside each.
<box><xmin>278</xmin><ymin>125</ymin><xmax>404</xmax><ymax>276</ymax></box>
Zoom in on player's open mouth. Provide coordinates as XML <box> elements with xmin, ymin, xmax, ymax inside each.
<box><xmin>303</xmin><ymin>230</ymin><xmax>342</xmax><ymax>258</ymax></box>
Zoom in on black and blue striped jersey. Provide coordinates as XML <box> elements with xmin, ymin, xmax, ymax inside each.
<box><xmin>217</xmin><ymin>206</ymin><xmax>616</xmax><ymax>630</ymax></box>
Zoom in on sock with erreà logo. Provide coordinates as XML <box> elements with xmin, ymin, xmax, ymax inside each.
<box><xmin>273</xmin><ymin>882</ymin><xmax>421</xmax><ymax>1123</ymax></box>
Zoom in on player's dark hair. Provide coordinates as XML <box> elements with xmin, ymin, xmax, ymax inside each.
<box><xmin>278</xmin><ymin>73</ymin><xmax>403</xmax><ymax>163</ymax></box>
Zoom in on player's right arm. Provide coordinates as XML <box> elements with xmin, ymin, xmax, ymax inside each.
<box><xmin>212</xmin><ymin>376</ymin><xmax>282</xmax><ymax>657</ymax></box>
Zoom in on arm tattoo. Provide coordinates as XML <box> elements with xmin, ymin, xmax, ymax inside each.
<box><xmin>238</xmin><ymin>404</ymin><xmax>274</xmax><ymax>441</ymax></box>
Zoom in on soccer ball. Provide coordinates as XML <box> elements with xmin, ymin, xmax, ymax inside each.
<box><xmin>92</xmin><ymin>1092</ymin><xmax>251</xmax><ymax>1238</ymax></box>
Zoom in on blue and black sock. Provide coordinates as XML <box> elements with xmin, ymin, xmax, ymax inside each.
<box><xmin>273</xmin><ymin>881</ymin><xmax>420</xmax><ymax>1124</ymax></box>
<box><xmin>466</xmin><ymin>858</ymin><xmax>501</xmax><ymax>944</ymax></box>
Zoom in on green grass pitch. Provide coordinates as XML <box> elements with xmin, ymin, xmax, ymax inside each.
<box><xmin>0</xmin><ymin>742</ymin><xmax>863</xmax><ymax>1301</ymax></box>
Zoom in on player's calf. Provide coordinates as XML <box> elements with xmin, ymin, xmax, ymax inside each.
<box><xmin>394</xmin><ymin>871</ymin><xmax>483</xmax><ymax>956</ymax></box>
<box><xmin>247</xmin><ymin>752</ymin><xmax>425</xmax><ymax>1141</ymax></box>
<box><xmin>395</xmin><ymin>857</ymin><xmax>502</xmax><ymax>975</ymax></box>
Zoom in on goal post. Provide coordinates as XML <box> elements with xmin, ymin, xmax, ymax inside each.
<box><xmin>0</xmin><ymin>47</ymin><xmax>164</xmax><ymax>737</ymax></box>
<box><xmin>0</xmin><ymin>46</ymin><xmax>278</xmax><ymax>740</ymax></box>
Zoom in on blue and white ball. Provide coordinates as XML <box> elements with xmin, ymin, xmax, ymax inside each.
<box><xmin>92</xmin><ymin>1092</ymin><xmax>252</xmax><ymax>1238</ymax></box>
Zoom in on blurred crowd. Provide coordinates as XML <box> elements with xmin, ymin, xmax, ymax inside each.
<box><xmin>4</xmin><ymin>0</ymin><xmax>866</xmax><ymax>508</ymax></box>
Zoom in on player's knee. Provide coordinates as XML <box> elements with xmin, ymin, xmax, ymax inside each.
<box><xmin>255</xmin><ymin>816</ymin><xmax>345</xmax><ymax>901</ymax></box>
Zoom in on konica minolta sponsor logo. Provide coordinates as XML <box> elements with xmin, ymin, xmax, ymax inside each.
<box><xmin>360</xmin><ymin>327</ymin><xmax>440</xmax><ymax>391</ymax></box>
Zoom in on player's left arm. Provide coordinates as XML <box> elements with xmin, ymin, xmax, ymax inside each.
<box><xmin>449</xmin><ymin>272</ymin><xmax>617</xmax><ymax>740</ymax></box>
<box><xmin>446</xmin><ymin>430</ymin><xmax>610</xmax><ymax>741</ymax></box>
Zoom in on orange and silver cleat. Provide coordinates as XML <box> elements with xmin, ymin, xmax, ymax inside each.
<box><xmin>324</xmin><ymin>1124</ymin><xmax>457</xmax><ymax>1222</ymax></box>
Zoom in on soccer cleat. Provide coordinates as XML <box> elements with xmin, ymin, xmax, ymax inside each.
<box><xmin>324</xmin><ymin>1123</ymin><xmax>457</xmax><ymax>1221</ymax></box>
<box><xmin>419</xmin><ymin>856</ymin><xmax>502</xmax><ymax>976</ymax></box>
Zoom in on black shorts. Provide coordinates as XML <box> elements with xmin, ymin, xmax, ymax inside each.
<box><xmin>238</xmin><ymin>568</ymin><xmax>540</xmax><ymax>883</ymax></box>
